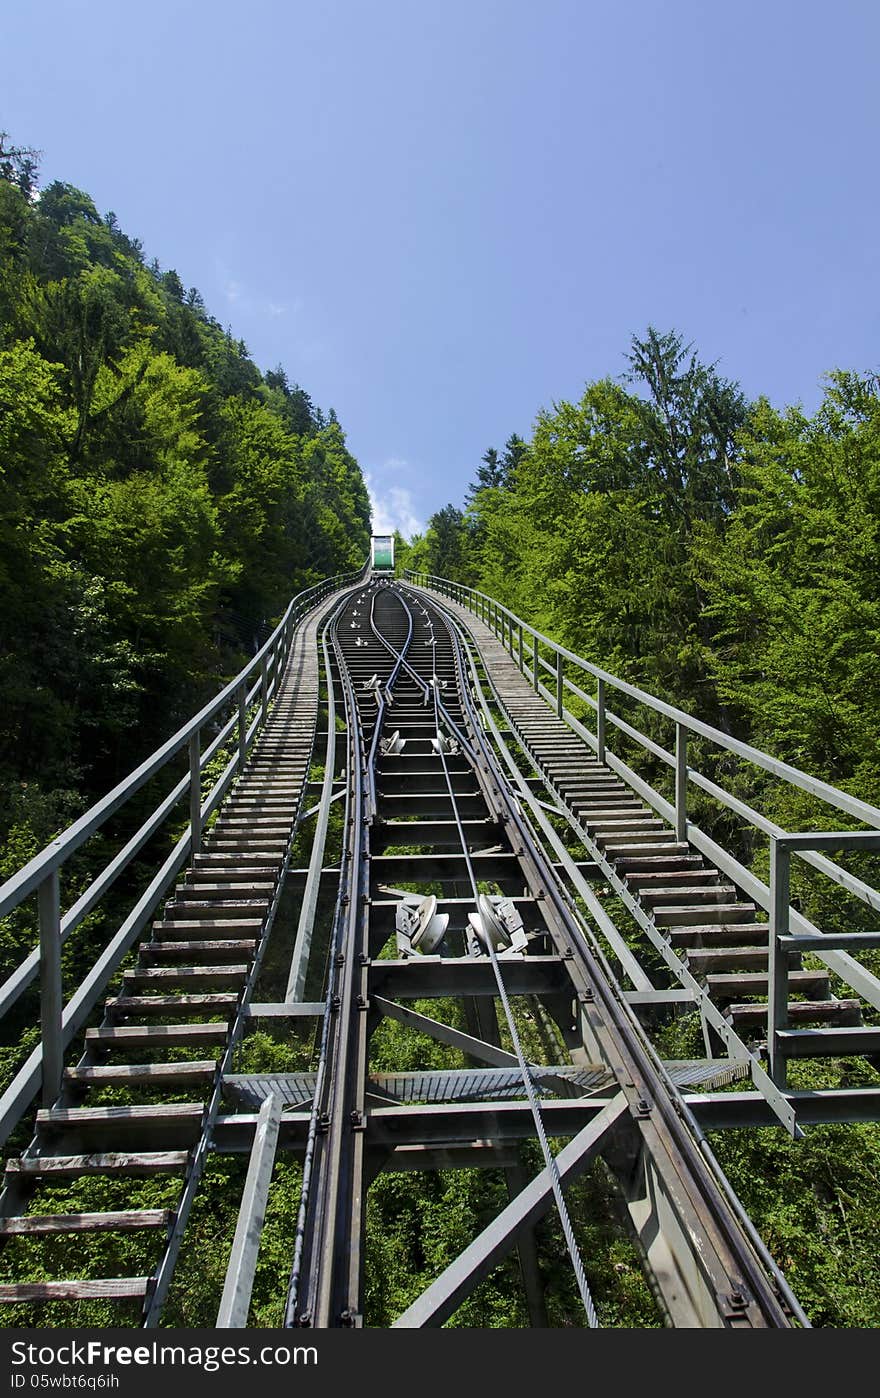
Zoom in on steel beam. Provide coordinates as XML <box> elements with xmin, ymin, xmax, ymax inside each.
<box><xmin>216</xmin><ymin>1093</ymin><xmax>282</xmax><ymax>1327</ymax></box>
<box><xmin>393</xmin><ymin>1094</ymin><xmax>628</xmax><ymax>1326</ymax></box>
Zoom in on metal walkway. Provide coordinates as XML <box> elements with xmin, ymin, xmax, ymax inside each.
<box><xmin>0</xmin><ymin>567</ymin><xmax>879</xmax><ymax>1325</ymax></box>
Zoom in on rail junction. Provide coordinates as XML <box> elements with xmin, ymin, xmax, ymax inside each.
<box><xmin>2</xmin><ymin>565</ymin><xmax>880</xmax><ymax>1327</ymax></box>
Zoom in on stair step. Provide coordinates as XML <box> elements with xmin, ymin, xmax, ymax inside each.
<box><xmin>186</xmin><ymin>864</ymin><xmax>278</xmax><ymax>880</ymax></box>
<box><xmin>123</xmin><ymin>966</ymin><xmax>248</xmax><ymax>989</ymax></box>
<box><xmin>654</xmin><ymin>903</ymin><xmax>756</xmax><ymax>927</ymax></box>
<box><xmin>774</xmin><ymin>1026</ymin><xmax>880</xmax><ymax>1057</ymax></box>
<box><xmin>641</xmin><ymin>884</ymin><xmax>738</xmax><ymax>906</ymax></box>
<box><xmin>604</xmin><ymin>838</ymin><xmax>684</xmax><ymax>856</ymax></box>
<box><xmin>728</xmin><ymin>999</ymin><xmax>862</xmax><ymax>1027</ymax></box>
<box><xmin>86</xmin><ymin>1023</ymin><xmax>228</xmax><ymax>1049</ymax></box>
<box><xmin>666</xmin><ymin>924</ymin><xmax>769</xmax><ymax>948</ymax></box>
<box><xmin>707</xmin><ymin>969</ymin><xmax>828</xmax><ymax>999</ymax></box>
<box><xmin>685</xmin><ymin>947</ymin><xmax>772</xmax><ymax>974</ymax></box>
<box><xmin>626</xmin><ymin>870</ymin><xmax>720</xmax><ymax>888</ymax></box>
<box><xmin>181</xmin><ymin>882</ymin><xmax>275</xmax><ymax>896</ymax></box>
<box><xmin>37</xmin><ymin>1101</ymin><xmax>202</xmax><ymax>1146</ymax></box>
<box><xmin>206</xmin><ymin>839</ymin><xmax>288</xmax><ymax>852</ymax></box>
<box><xmin>153</xmin><ymin>919</ymin><xmax>263</xmax><ymax>938</ymax></box>
<box><xmin>107</xmin><ymin>994</ymin><xmax>239</xmax><ymax>1017</ymax></box>
<box><xmin>615</xmin><ymin>855</ymin><xmax>704</xmax><ymax>873</ymax></box>
<box><xmin>0</xmin><ymin>1278</ymin><xmax>150</xmax><ymax>1303</ymax></box>
<box><xmin>165</xmin><ymin>901</ymin><xmax>268</xmax><ymax>918</ymax></box>
<box><xmin>65</xmin><ymin>1061</ymin><xmax>216</xmax><ymax>1086</ymax></box>
<box><xmin>0</xmin><ymin>1210</ymin><xmax>172</xmax><ymax>1236</ymax></box>
<box><xmin>6</xmin><ymin>1152</ymin><xmax>189</xmax><ymax>1179</ymax></box>
<box><xmin>585</xmin><ymin>814</ymin><xmax>660</xmax><ymax>827</ymax></box>
<box><xmin>142</xmin><ymin>940</ymin><xmax>256</xmax><ymax>961</ymax></box>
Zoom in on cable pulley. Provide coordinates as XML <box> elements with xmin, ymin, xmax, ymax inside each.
<box><xmin>468</xmin><ymin>893</ymin><xmax>528</xmax><ymax>956</ymax></box>
<box><xmin>395</xmin><ymin>894</ymin><xmax>449</xmax><ymax>956</ymax></box>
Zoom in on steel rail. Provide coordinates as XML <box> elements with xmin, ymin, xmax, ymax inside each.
<box><xmin>441</xmin><ymin>600</ymin><xmax>811</xmax><ymax>1327</ymax></box>
<box><xmin>370</xmin><ymin>586</ymin><xmax>602</xmax><ymax>1323</ymax></box>
<box><xmin>416</xmin><ymin>589</ymin><xmax>793</xmax><ymax>1327</ymax></box>
<box><xmin>408</xmin><ymin>579</ymin><xmax>880</xmax><ymax>1025</ymax></box>
<box><xmin>284</xmin><ymin>597</ymin><xmax>373</xmax><ymax>1328</ymax></box>
<box><xmin>420</xmin><ymin>628</ymin><xmax>601</xmax><ymax>1327</ymax></box>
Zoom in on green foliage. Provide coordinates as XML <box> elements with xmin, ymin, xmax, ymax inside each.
<box><xmin>405</xmin><ymin>330</ymin><xmax>880</xmax><ymax>1328</ymax></box>
<box><xmin>0</xmin><ymin>138</ymin><xmax>370</xmax><ymax>848</ymax></box>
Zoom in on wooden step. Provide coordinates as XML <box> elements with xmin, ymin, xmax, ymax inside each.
<box><xmin>654</xmin><ymin>902</ymin><xmax>756</xmax><ymax>927</ymax></box>
<box><xmin>86</xmin><ymin>1023</ymin><xmax>228</xmax><ymax>1050</ymax></box>
<box><xmin>727</xmin><ymin>999</ymin><xmax>861</xmax><ymax>1028</ymax></box>
<box><xmin>666</xmin><ymin>923</ymin><xmax>769</xmax><ymax>948</ymax></box>
<box><xmin>707</xmin><ymin>969</ymin><xmax>828</xmax><ymax>999</ymax></box>
<box><xmin>625</xmin><ymin>870</ymin><xmax>720</xmax><ymax>889</ymax></box>
<box><xmin>774</xmin><ymin>1026</ymin><xmax>880</xmax><ymax>1057</ymax></box>
<box><xmin>603</xmin><ymin>837</ymin><xmax>684</xmax><ymax>856</ymax></box>
<box><xmin>141</xmin><ymin>940</ymin><xmax>256</xmax><ymax>961</ymax></box>
<box><xmin>684</xmin><ymin>947</ymin><xmax>772</xmax><ymax>974</ymax></box>
<box><xmin>0</xmin><ymin>1277</ymin><xmax>150</xmax><ymax>1303</ymax></box>
<box><xmin>6</xmin><ymin>1152</ymin><xmax>189</xmax><ymax>1180</ymax></box>
<box><xmin>641</xmin><ymin>884</ymin><xmax>738</xmax><ymax>906</ymax></box>
<box><xmin>0</xmin><ymin>1210</ymin><xmax>172</xmax><ymax>1236</ymax></box>
<box><xmin>164</xmin><ymin>900</ymin><xmax>268</xmax><ymax>919</ymax></box>
<box><xmin>589</xmin><ymin>819</ymin><xmax>665</xmax><ymax>837</ymax></box>
<box><xmin>106</xmin><ymin>993</ymin><xmax>239</xmax><ymax>1017</ymax></box>
<box><xmin>181</xmin><ymin>882</ymin><xmax>275</xmax><ymax>897</ymax></box>
<box><xmin>123</xmin><ymin>966</ymin><xmax>248</xmax><ymax>989</ymax></box>
<box><xmin>186</xmin><ymin>864</ymin><xmax>278</xmax><ymax>880</ymax></box>
<box><xmin>153</xmin><ymin>918</ymin><xmax>263</xmax><ymax>939</ymax></box>
<box><xmin>36</xmin><ymin>1101</ymin><xmax>202</xmax><ymax>1146</ymax></box>
<box><xmin>615</xmin><ymin>854</ymin><xmax>704</xmax><ymax>874</ymax></box>
<box><xmin>65</xmin><ymin>1061</ymin><xmax>216</xmax><ymax>1087</ymax></box>
<box><xmin>206</xmin><ymin>839</ymin><xmax>288</xmax><ymax>852</ymax></box>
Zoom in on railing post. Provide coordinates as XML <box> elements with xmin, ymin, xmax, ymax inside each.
<box><xmin>533</xmin><ymin>634</ymin><xmax>539</xmax><ymax>691</ymax></box>
<box><xmin>189</xmin><ymin>731</ymin><xmax>202</xmax><ymax>856</ymax></box>
<box><xmin>556</xmin><ymin>650</ymin><xmax>564</xmax><ymax>718</ymax></box>
<box><xmin>238</xmin><ymin>680</ymin><xmax>248</xmax><ymax>773</ymax></box>
<box><xmin>260</xmin><ymin>655</ymin><xmax>269</xmax><ymax>727</ymax></box>
<box><xmin>767</xmin><ymin>838</ymin><xmax>790</xmax><ymax>1088</ymax></box>
<box><xmin>597</xmin><ymin>679</ymin><xmax>606</xmax><ymax>764</ymax></box>
<box><xmin>675</xmin><ymin>723</ymin><xmax>688</xmax><ymax>843</ymax></box>
<box><xmin>518</xmin><ymin>623</ymin><xmax>524</xmax><ymax>672</ymax></box>
<box><xmin>38</xmin><ymin>870</ymin><xmax>63</xmax><ymax>1106</ymax></box>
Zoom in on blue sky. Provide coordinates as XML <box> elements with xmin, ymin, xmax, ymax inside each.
<box><xmin>5</xmin><ymin>0</ymin><xmax>879</xmax><ymax>536</ymax></box>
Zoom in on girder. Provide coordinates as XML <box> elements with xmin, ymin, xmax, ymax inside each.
<box><xmin>8</xmin><ymin>563</ymin><xmax>879</xmax><ymax>1328</ymax></box>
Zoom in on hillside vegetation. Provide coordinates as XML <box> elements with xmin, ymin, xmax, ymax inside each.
<box><xmin>0</xmin><ymin>133</ymin><xmax>370</xmax><ymax>869</ymax></box>
<box><xmin>401</xmin><ymin>330</ymin><xmax>880</xmax><ymax>1326</ymax></box>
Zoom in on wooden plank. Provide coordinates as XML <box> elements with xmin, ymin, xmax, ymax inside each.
<box><xmin>0</xmin><ymin>1277</ymin><xmax>149</xmax><ymax>1302</ymax></box>
<box><xmin>86</xmin><ymin>1023</ymin><xmax>228</xmax><ymax>1046</ymax></box>
<box><xmin>0</xmin><ymin>1210</ymin><xmax>172</xmax><ymax>1235</ymax></box>
<box><xmin>6</xmin><ymin>1152</ymin><xmax>188</xmax><ymax>1178</ymax></box>
<box><xmin>38</xmin><ymin>1103</ymin><xmax>204</xmax><ymax>1127</ymax></box>
<box><xmin>64</xmin><ymin>1061</ymin><xmax>216</xmax><ymax>1085</ymax></box>
<box><xmin>106</xmin><ymin>993</ymin><xmax>238</xmax><ymax>1014</ymax></box>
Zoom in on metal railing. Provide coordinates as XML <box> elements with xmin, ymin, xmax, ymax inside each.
<box><xmin>405</xmin><ymin>570</ymin><xmax>880</xmax><ymax>1029</ymax></box>
<box><xmin>0</xmin><ymin>562</ymin><xmax>367</xmax><ymax>1147</ymax></box>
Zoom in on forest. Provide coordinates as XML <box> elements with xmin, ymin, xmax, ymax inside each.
<box><xmin>399</xmin><ymin>328</ymin><xmax>880</xmax><ymax>1326</ymax></box>
<box><xmin>0</xmin><ymin>133</ymin><xmax>371</xmax><ymax>880</ymax></box>
<box><xmin>405</xmin><ymin>330</ymin><xmax>880</xmax><ymax>815</ymax></box>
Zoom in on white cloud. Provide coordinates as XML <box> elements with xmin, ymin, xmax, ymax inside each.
<box><xmin>365</xmin><ymin>469</ymin><xmax>424</xmax><ymax>540</ymax></box>
<box><xmin>215</xmin><ymin>259</ymin><xmax>294</xmax><ymax>319</ymax></box>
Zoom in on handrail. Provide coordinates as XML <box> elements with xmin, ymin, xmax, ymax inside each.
<box><xmin>405</xmin><ymin>569</ymin><xmax>880</xmax><ymax>1028</ymax></box>
<box><xmin>405</xmin><ymin>571</ymin><xmax>880</xmax><ymax>831</ymax></box>
<box><xmin>0</xmin><ymin>558</ymin><xmax>368</xmax><ymax>1140</ymax></box>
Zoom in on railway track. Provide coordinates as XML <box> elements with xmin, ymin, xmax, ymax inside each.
<box><xmin>5</xmin><ymin>569</ymin><xmax>880</xmax><ymax>1325</ymax></box>
<box><xmin>284</xmin><ymin>582</ymin><xmax>796</xmax><ymax>1328</ymax></box>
